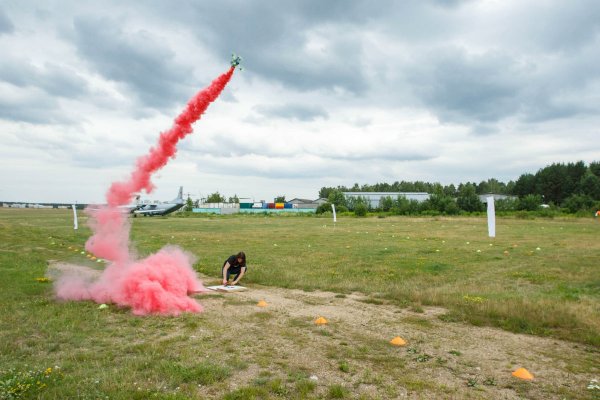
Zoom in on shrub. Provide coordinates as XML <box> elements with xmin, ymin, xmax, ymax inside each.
<box><xmin>562</xmin><ymin>194</ymin><xmax>595</xmax><ymax>213</ymax></box>
<box><xmin>518</xmin><ymin>194</ymin><xmax>542</xmax><ymax>211</ymax></box>
<box><xmin>354</xmin><ymin>203</ymin><xmax>367</xmax><ymax>217</ymax></box>
<box><xmin>316</xmin><ymin>202</ymin><xmax>333</xmax><ymax>214</ymax></box>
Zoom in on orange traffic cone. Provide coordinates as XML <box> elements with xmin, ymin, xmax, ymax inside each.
<box><xmin>512</xmin><ymin>367</ymin><xmax>534</xmax><ymax>380</ymax></box>
<box><xmin>257</xmin><ymin>300</ymin><xmax>268</xmax><ymax>307</ymax></box>
<box><xmin>314</xmin><ymin>316</ymin><xmax>328</xmax><ymax>325</ymax></box>
<box><xmin>390</xmin><ymin>336</ymin><xmax>407</xmax><ymax>346</ymax></box>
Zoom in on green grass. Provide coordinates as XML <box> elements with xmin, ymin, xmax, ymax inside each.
<box><xmin>1</xmin><ymin>209</ymin><xmax>599</xmax><ymax>399</ymax></box>
<box><xmin>161</xmin><ymin>212</ymin><xmax>599</xmax><ymax>347</ymax></box>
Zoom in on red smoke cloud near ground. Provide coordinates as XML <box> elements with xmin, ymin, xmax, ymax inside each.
<box><xmin>56</xmin><ymin>66</ymin><xmax>235</xmax><ymax>315</ymax></box>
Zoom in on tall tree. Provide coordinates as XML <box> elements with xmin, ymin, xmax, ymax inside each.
<box><xmin>535</xmin><ymin>163</ymin><xmax>569</xmax><ymax>204</ymax></box>
<box><xmin>185</xmin><ymin>196</ymin><xmax>194</xmax><ymax>212</ymax></box>
<box><xmin>379</xmin><ymin>196</ymin><xmax>394</xmax><ymax>211</ymax></box>
<box><xmin>318</xmin><ymin>187</ymin><xmax>334</xmax><ymax>199</ymax></box>
<box><xmin>327</xmin><ymin>189</ymin><xmax>347</xmax><ymax>208</ymax></box>
<box><xmin>580</xmin><ymin>173</ymin><xmax>600</xmax><ymax>199</ymax></box>
<box><xmin>206</xmin><ymin>192</ymin><xmax>225</xmax><ymax>203</ymax></box>
<box><xmin>457</xmin><ymin>183</ymin><xmax>484</xmax><ymax>212</ymax></box>
<box><xmin>512</xmin><ymin>173</ymin><xmax>536</xmax><ymax>197</ymax></box>
<box><xmin>589</xmin><ymin>161</ymin><xmax>600</xmax><ymax>178</ymax></box>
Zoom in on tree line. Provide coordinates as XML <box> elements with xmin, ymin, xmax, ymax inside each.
<box><xmin>317</xmin><ymin>161</ymin><xmax>600</xmax><ymax>215</ymax></box>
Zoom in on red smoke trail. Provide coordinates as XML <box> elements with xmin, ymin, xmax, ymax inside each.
<box><xmin>55</xmin><ymin>66</ymin><xmax>236</xmax><ymax>315</ymax></box>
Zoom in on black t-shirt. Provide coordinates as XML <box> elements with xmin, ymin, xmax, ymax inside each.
<box><xmin>223</xmin><ymin>255</ymin><xmax>247</xmax><ymax>270</ymax></box>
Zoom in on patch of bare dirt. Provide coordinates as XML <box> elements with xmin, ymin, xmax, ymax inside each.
<box><xmin>198</xmin><ymin>283</ymin><xmax>599</xmax><ymax>399</ymax></box>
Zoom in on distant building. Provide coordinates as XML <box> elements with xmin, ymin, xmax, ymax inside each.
<box><xmin>343</xmin><ymin>192</ymin><xmax>430</xmax><ymax>209</ymax></box>
<box><xmin>287</xmin><ymin>198</ymin><xmax>326</xmax><ymax>209</ymax></box>
<box><xmin>287</xmin><ymin>198</ymin><xmax>313</xmax><ymax>205</ymax></box>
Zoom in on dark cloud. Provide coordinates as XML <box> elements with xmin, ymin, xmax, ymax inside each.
<box><xmin>254</xmin><ymin>103</ymin><xmax>328</xmax><ymax>122</ymax></box>
<box><xmin>0</xmin><ymin>8</ymin><xmax>14</xmax><ymax>34</ymax></box>
<box><xmin>0</xmin><ymin>95</ymin><xmax>71</xmax><ymax>124</ymax></box>
<box><xmin>181</xmin><ymin>132</ymin><xmax>436</xmax><ymax>164</ymax></box>
<box><xmin>401</xmin><ymin>40</ymin><xmax>599</xmax><ymax>128</ymax></box>
<box><xmin>71</xmin><ymin>15</ymin><xmax>193</xmax><ymax>109</ymax></box>
<box><xmin>406</xmin><ymin>48</ymin><xmax>522</xmax><ymax>125</ymax></box>
<box><xmin>151</xmin><ymin>0</ymin><xmax>379</xmax><ymax>94</ymax></box>
<box><xmin>517</xmin><ymin>1</ymin><xmax>600</xmax><ymax>53</ymax></box>
<box><xmin>180</xmin><ymin>135</ymin><xmax>290</xmax><ymax>158</ymax></box>
<box><xmin>0</xmin><ymin>60</ymin><xmax>89</xmax><ymax>98</ymax></box>
<box><xmin>192</xmin><ymin>154</ymin><xmax>341</xmax><ymax>180</ymax></box>
<box><xmin>522</xmin><ymin>95</ymin><xmax>590</xmax><ymax>123</ymax></box>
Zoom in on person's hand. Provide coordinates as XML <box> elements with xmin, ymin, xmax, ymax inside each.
<box><xmin>231</xmin><ymin>282</ymin><xmax>237</xmax><ymax>286</ymax></box>
<box><xmin>222</xmin><ymin>280</ymin><xmax>228</xmax><ymax>286</ymax></box>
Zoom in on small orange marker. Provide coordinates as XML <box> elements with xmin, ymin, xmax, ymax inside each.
<box><xmin>257</xmin><ymin>300</ymin><xmax>268</xmax><ymax>307</ymax></box>
<box><xmin>512</xmin><ymin>367</ymin><xmax>534</xmax><ymax>380</ymax></box>
<box><xmin>314</xmin><ymin>316</ymin><xmax>328</xmax><ymax>325</ymax></box>
<box><xmin>390</xmin><ymin>336</ymin><xmax>407</xmax><ymax>346</ymax></box>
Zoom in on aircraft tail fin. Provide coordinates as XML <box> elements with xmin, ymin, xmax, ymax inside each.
<box><xmin>173</xmin><ymin>186</ymin><xmax>183</xmax><ymax>203</ymax></box>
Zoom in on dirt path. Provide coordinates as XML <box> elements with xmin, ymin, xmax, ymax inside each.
<box><xmin>198</xmin><ymin>283</ymin><xmax>598</xmax><ymax>399</ymax></box>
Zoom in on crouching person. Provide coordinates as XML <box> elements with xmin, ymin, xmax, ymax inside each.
<box><xmin>222</xmin><ymin>251</ymin><xmax>247</xmax><ymax>286</ymax></box>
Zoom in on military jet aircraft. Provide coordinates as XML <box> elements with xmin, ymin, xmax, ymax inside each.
<box><xmin>133</xmin><ymin>187</ymin><xmax>184</xmax><ymax>217</ymax></box>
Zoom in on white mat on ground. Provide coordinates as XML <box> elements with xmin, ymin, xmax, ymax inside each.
<box><xmin>206</xmin><ymin>285</ymin><xmax>247</xmax><ymax>292</ymax></box>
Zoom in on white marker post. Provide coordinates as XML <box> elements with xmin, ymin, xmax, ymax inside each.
<box><xmin>331</xmin><ymin>203</ymin><xmax>337</xmax><ymax>223</ymax></box>
<box><xmin>72</xmin><ymin>204</ymin><xmax>78</xmax><ymax>230</ymax></box>
<box><xmin>486</xmin><ymin>196</ymin><xmax>495</xmax><ymax>238</ymax></box>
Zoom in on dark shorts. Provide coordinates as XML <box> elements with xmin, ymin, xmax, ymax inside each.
<box><xmin>222</xmin><ymin>266</ymin><xmax>243</xmax><ymax>280</ymax></box>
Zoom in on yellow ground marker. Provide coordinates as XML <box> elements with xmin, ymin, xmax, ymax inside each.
<box><xmin>390</xmin><ymin>336</ymin><xmax>407</xmax><ymax>346</ymax></box>
<box><xmin>314</xmin><ymin>316</ymin><xmax>328</xmax><ymax>325</ymax></box>
<box><xmin>257</xmin><ymin>300</ymin><xmax>268</xmax><ymax>307</ymax></box>
<box><xmin>512</xmin><ymin>367</ymin><xmax>534</xmax><ymax>380</ymax></box>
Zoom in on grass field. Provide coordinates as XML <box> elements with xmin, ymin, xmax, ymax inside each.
<box><xmin>0</xmin><ymin>208</ymin><xmax>598</xmax><ymax>399</ymax></box>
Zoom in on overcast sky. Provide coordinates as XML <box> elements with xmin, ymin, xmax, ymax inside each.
<box><xmin>1</xmin><ymin>0</ymin><xmax>599</xmax><ymax>203</ymax></box>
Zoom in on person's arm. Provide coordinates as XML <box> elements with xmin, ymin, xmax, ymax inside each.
<box><xmin>222</xmin><ymin>262</ymin><xmax>230</xmax><ymax>285</ymax></box>
<box><xmin>232</xmin><ymin>267</ymin><xmax>246</xmax><ymax>285</ymax></box>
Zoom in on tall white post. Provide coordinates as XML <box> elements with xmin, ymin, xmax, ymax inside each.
<box><xmin>72</xmin><ymin>205</ymin><xmax>78</xmax><ymax>230</ymax></box>
<box><xmin>331</xmin><ymin>203</ymin><xmax>337</xmax><ymax>223</ymax></box>
<box><xmin>486</xmin><ymin>196</ymin><xmax>495</xmax><ymax>238</ymax></box>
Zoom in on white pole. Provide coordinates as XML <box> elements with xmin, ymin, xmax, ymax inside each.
<box><xmin>486</xmin><ymin>196</ymin><xmax>495</xmax><ymax>238</ymax></box>
<box><xmin>331</xmin><ymin>203</ymin><xmax>337</xmax><ymax>223</ymax></box>
<box><xmin>72</xmin><ymin>205</ymin><xmax>78</xmax><ymax>230</ymax></box>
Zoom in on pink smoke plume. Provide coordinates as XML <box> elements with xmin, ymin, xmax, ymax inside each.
<box><xmin>55</xmin><ymin>66</ymin><xmax>236</xmax><ymax>315</ymax></box>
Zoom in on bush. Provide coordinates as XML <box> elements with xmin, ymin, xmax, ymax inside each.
<box><xmin>518</xmin><ymin>194</ymin><xmax>542</xmax><ymax>211</ymax></box>
<box><xmin>354</xmin><ymin>203</ymin><xmax>367</xmax><ymax>217</ymax></box>
<box><xmin>316</xmin><ymin>202</ymin><xmax>333</xmax><ymax>214</ymax></box>
<box><xmin>537</xmin><ymin>208</ymin><xmax>556</xmax><ymax>218</ymax></box>
<box><xmin>393</xmin><ymin>197</ymin><xmax>422</xmax><ymax>215</ymax></box>
<box><xmin>495</xmin><ymin>198</ymin><xmax>518</xmax><ymax>211</ymax></box>
<box><xmin>562</xmin><ymin>194</ymin><xmax>595</xmax><ymax>213</ymax></box>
